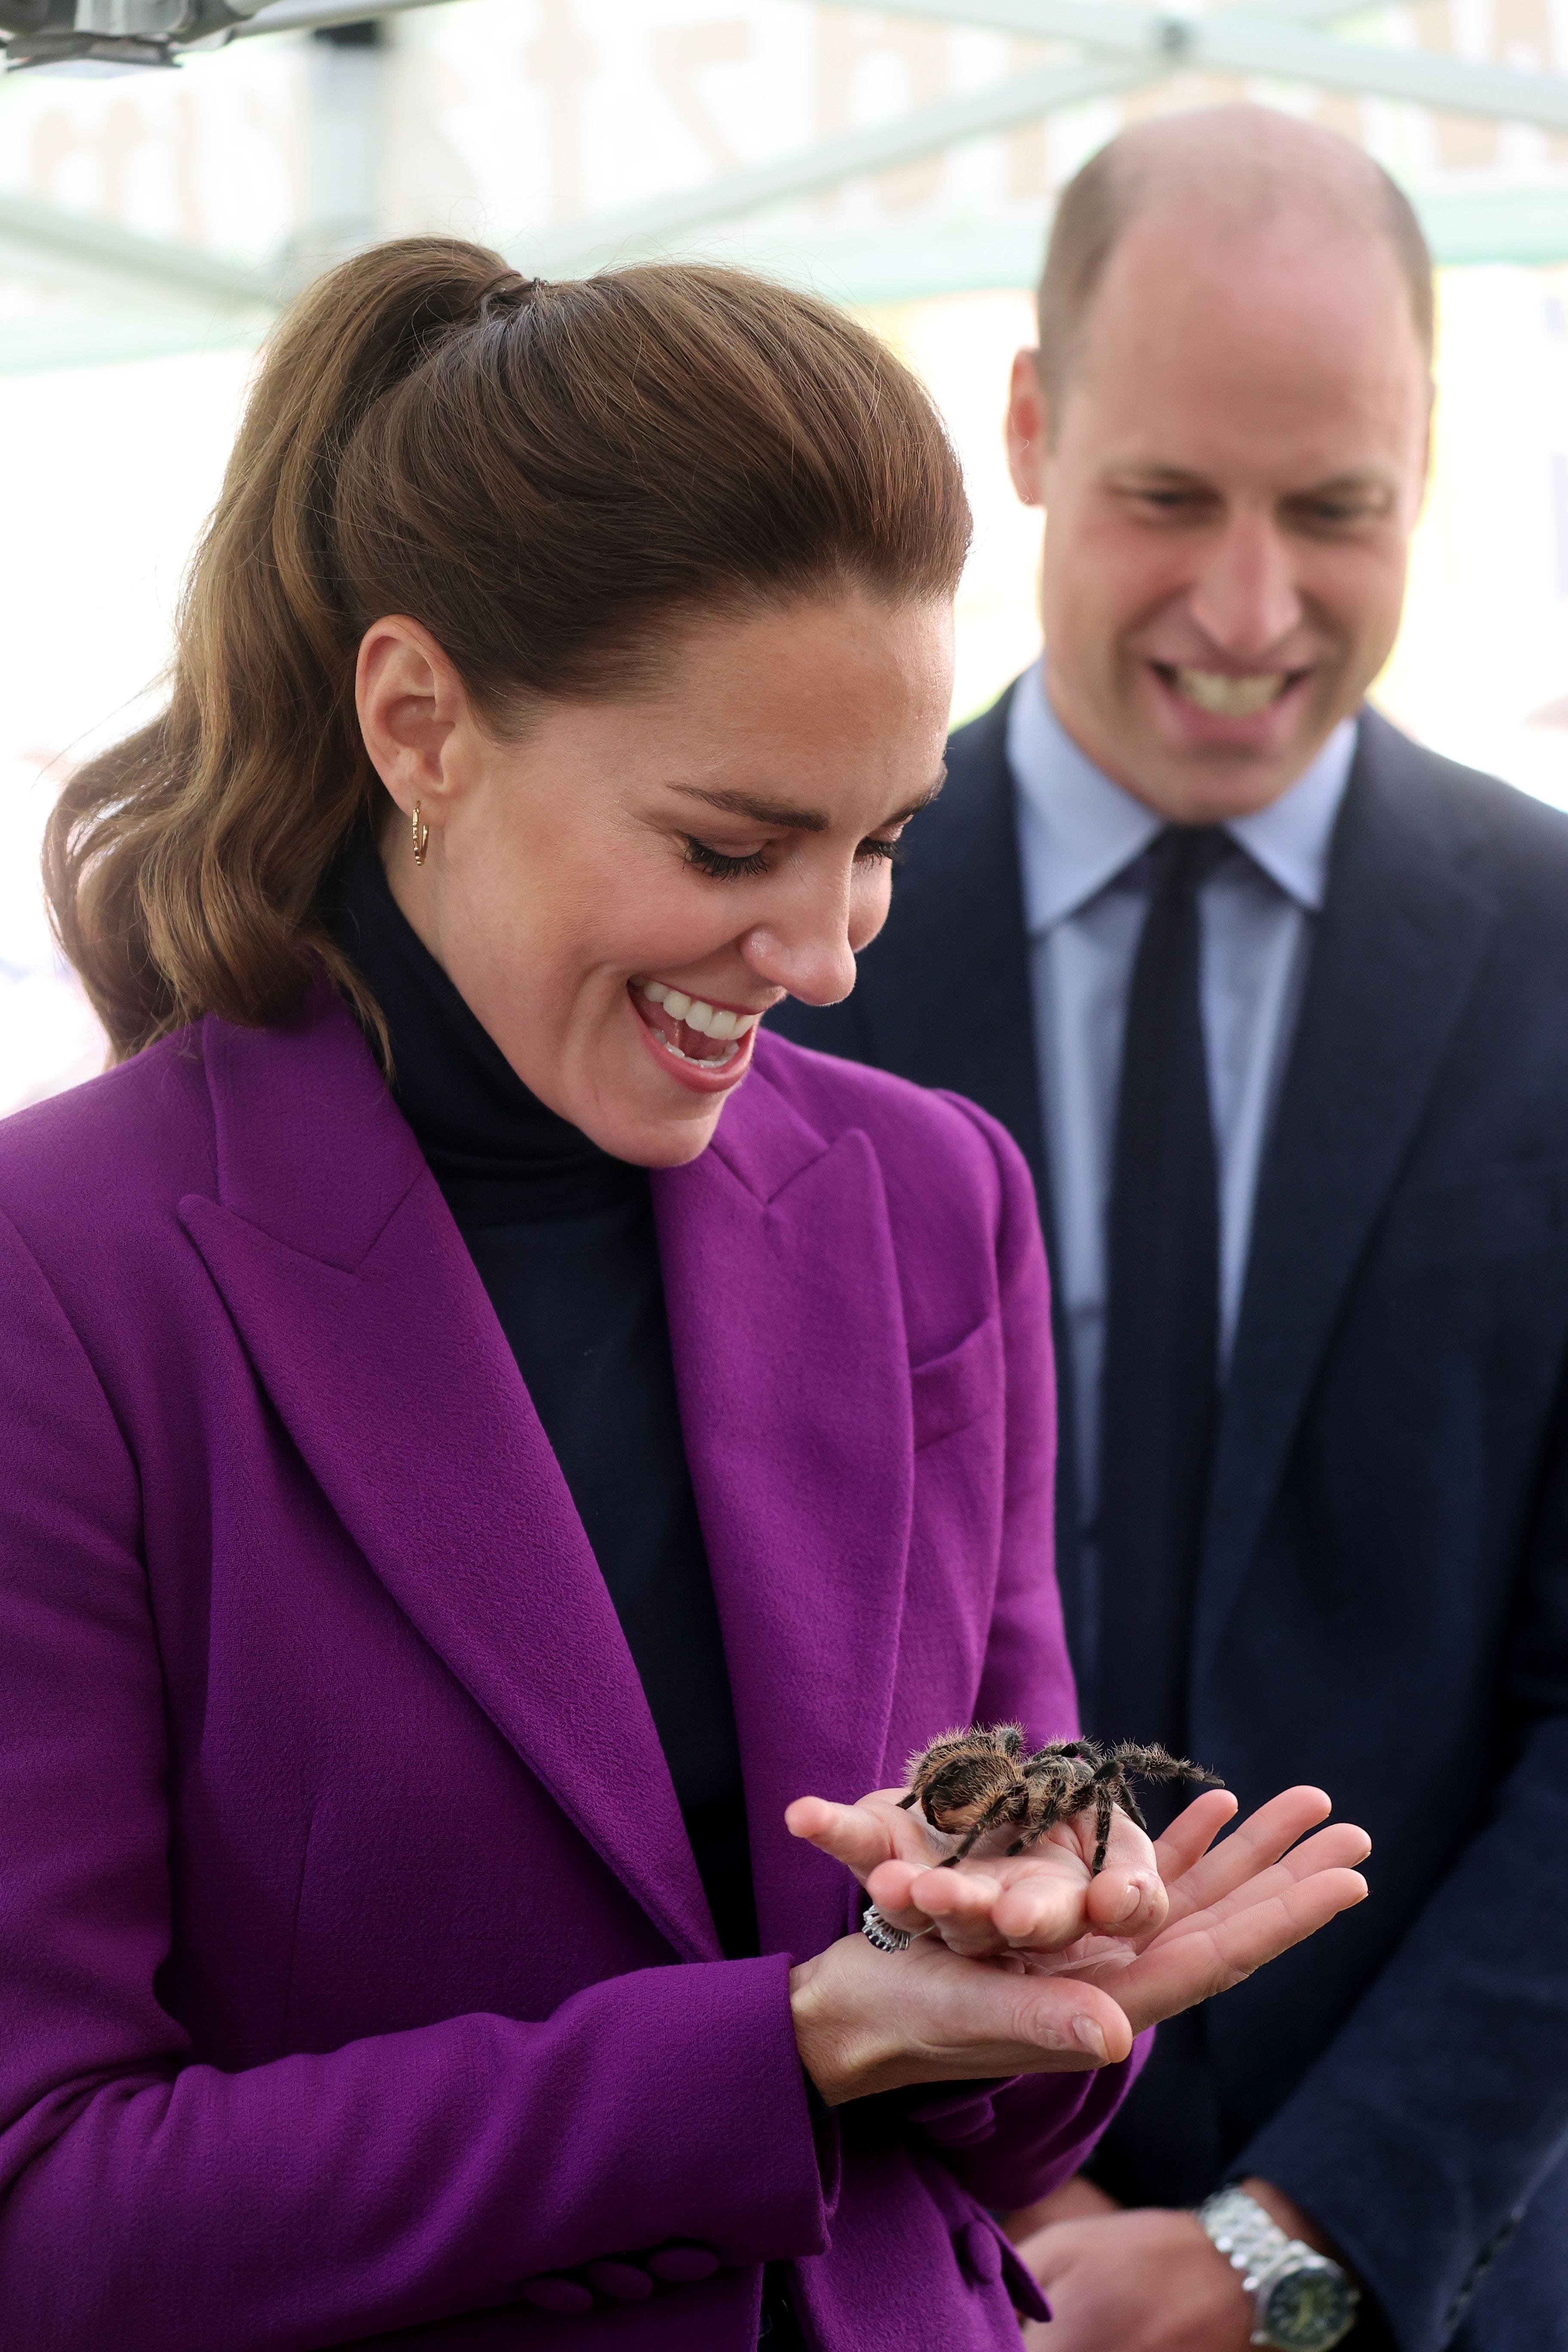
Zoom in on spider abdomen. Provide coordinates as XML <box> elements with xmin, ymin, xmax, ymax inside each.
<box><xmin>917</xmin><ymin>1758</ymin><xmax>1028</xmax><ymax>1834</ymax></box>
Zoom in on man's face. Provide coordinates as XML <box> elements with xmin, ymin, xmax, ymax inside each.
<box><xmin>1008</xmin><ymin>205</ymin><xmax>1433</xmax><ymax>822</ymax></box>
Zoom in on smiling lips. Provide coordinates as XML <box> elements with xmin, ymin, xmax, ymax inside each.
<box><xmin>1150</xmin><ymin>663</ymin><xmax>1310</xmax><ymax>718</ymax></box>
<box><xmin>632</xmin><ymin>978</ymin><xmax>763</xmax><ymax>1070</ymax></box>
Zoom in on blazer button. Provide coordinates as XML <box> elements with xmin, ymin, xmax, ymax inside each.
<box><xmin>585</xmin><ymin>2260</ymin><xmax>653</xmax><ymax>2301</ymax></box>
<box><xmin>647</xmin><ymin>2243</ymin><xmax>721</xmax><ymax>2283</ymax></box>
<box><xmin>956</xmin><ymin>2220</ymin><xmax>1003</xmax><ymax>2288</ymax></box>
<box><xmin>520</xmin><ymin>2277</ymin><xmax>595</xmax><ymax>2315</ymax></box>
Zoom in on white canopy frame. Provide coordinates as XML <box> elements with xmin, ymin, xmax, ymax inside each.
<box><xmin>2</xmin><ymin>0</ymin><xmax>1567</xmax><ymax>326</ymax></box>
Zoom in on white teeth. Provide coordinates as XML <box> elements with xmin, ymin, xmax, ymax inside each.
<box><xmin>637</xmin><ymin>980</ymin><xmax>761</xmax><ymax>1038</ymax></box>
<box><xmin>1174</xmin><ymin>668</ymin><xmax>1286</xmax><ymax>717</ymax></box>
<box><xmin>658</xmin><ymin>1033</ymin><xmax>740</xmax><ymax>1069</ymax></box>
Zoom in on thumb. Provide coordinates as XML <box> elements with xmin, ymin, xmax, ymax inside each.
<box><xmin>1007</xmin><ymin>1972</ymin><xmax>1135</xmax><ymax>2069</ymax></box>
<box><xmin>784</xmin><ymin>1795</ymin><xmax>891</xmax><ymax>1883</ymax></box>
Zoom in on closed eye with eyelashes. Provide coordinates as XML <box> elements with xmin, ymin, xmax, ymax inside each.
<box><xmin>683</xmin><ymin>833</ymin><xmax>907</xmax><ymax>881</ymax></box>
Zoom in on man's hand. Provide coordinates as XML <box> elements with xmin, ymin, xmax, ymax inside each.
<box><xmin>1016</xmin><ymin>2206</ymin><xmax>1254</xmax><ymax>2352</ymax></box>
<box><xmin>1008</xmin><ymin>2174</ymin><xmax>1355</xmax><ymax>2349</ymax></box>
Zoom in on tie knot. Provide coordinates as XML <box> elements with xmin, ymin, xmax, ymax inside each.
<box><xmin>1151</xmin><ymin>824</ymin><xmax>1229</xmax><ymax>899</ymax></box>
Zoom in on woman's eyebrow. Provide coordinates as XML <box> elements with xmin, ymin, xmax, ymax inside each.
<box><xmin>668</xmin><ymin>770</ymin><xmax>947</xmax><ymax>833</ymax></box>
<box><xmin>668</xmin><ymin>785</ymin><xmax>832</xmax><ymax>832</ymax></box>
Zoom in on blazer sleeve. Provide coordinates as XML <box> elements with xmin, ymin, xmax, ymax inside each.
<box><xmin>0</xmin><ymin>1209</ymin><xmax>837</xmax><ymax>2352</ymax></box>
<box><xmin>905</xmin><ymin>1099</ymin><xmax>1150</xmax><ymax>2211</ymax></box>
<box><xmin>1237</xmin><ymin>1372</ymin><xmax>1568</xmax><ymax>2352</ymax></box>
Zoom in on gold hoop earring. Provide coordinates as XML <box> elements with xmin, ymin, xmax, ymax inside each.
<box><xmin>411</xmin><ymin>801</ymin><xmax>430</xmax><ymax>866</ymax></box>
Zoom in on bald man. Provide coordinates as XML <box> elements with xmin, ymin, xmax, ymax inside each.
<box><xmin>772</xmin><ymin>108</ymin><xmax>1568</xmax><ymax>2352</ymax></box>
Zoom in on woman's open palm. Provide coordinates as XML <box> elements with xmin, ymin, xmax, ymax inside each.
<box><xmin>1053</xmin><ymin>1785</ymin><xmax>1372</xmax><ymax>2034</ymax></box>
<box><xmin>785</xmin><ymin>1780</ymin><xmax>1370</xmax><ymax>2104</ymax></box>
<box><xmin>786</xmin><ymin>1781</ymin><xmax>1171</xmax><ymax>1957</ymax></box>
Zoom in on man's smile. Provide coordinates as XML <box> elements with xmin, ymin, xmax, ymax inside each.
<box><xmin>1162</xmin><ymin>665</ymin><xmax>1292</xmax><ymax>716</ymax></box>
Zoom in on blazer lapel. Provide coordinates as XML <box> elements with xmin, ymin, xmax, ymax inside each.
<box><xmin>180</xmin><ymin>988</ymin><xmax>717</xmax><ymax>1963</ymax></box>
<box><xmin>856</xmin><ymin>686</ymin><xmax>1049</xmax><ymax>1201</ymax></box>
<box><xmin>848</xmin><ymin>684</ymin><xmax>1091</xmax><ymax>1657</ymax></box>
<box><xmin>1197</xmin><ymin>714</ymin><xmax>1501</xmax><ymax>1670</ymax></box>
<box><xmin>653</xmin><ymin>1058</ymin><xmax>915</xmax><ymax>1963</ymax></box>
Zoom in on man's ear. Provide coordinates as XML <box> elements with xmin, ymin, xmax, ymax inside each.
<box><xmin>1416</xmin><ymin>376</ymin><xmax>1436</xmax><ymax>516</ymax></box>
<box><xmin>1005</xmin><ymin>349</ymin><xmax>1052</xmax><ymax>508</ymax></box>
<box><xmin>355</xmin><ymin>616</ymin><xmax>469</xmax><ymax>824</ymax></box>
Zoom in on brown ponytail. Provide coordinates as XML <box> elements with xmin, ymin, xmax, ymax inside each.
<box><xmin>45</xmin><ymin>238</ymin><xmax>971</xmax><ymax>1061</ymax></box>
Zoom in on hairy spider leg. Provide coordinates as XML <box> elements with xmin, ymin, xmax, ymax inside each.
<box><xmin>1002</xmin><ymin>1766</ymin><xmax>1121</xmax><ymax>1874</ymax></box>
<box><xmin>1115</xmin><ymin>1778</ymin><xmax>1152</xmax><ymax>1835</ymax></box>
<box><xmin>1021</xmin><ymin>1738</ymin><xmax>1094</xmax><ymax>1775</ymax></box>
<box><xmin>1001</xmin><ymin>1764</ymin><xmax>1084</xmax><ymax>1856</ymax></box>
<box><xmin>1092</xmin><ymin>1746</ymin><xmax>1225</xmax><ymax>1871</ymax></box>
<box><xmin>1091</xmin><ymin>1778</ymin><xmax>1115</xmax><ymax>1876</ymax></box>
<box><xmin>1109</xmin><ymin>1743</ymin><xmax>1225</xmax><ymax>1790</ymax></box>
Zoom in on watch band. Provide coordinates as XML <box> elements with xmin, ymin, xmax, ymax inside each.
<box><xmin>1197</xmin><ymin>2187</ymin><xmax>1360</xmax><ymax>2351</ymax></box>
<box><xmin>1200</xmin><ymin>2185</ymin><xmax>1300</xmax><ymax>2293</ymax></box>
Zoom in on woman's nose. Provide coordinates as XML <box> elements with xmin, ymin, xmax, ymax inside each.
<box><xmin>741</xmin><ymin>910</ymin><xmax>860</xmax><ymax>1009</ymax></box>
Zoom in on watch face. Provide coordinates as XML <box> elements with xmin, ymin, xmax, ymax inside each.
<box><xmin>1260</xmin><ymin>2264</ymin><xmax>1358</xmax><ymax>2351</ymax></box>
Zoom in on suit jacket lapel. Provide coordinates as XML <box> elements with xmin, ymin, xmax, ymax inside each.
<box><xmin>1197</xmin><ymin>714</ymin><xmax>1501</xmax><ymax>1671</ymax></box>
<box><xmin>653</xmin><ymin>1057</ymin><xmax>915</xmax><ymax>1963</ymax></box>
<box><xmin>181</xmin><ymin>987</ymin><xmax>717</xmax><ymax>1962</ymax></box>
<box><xmin>856</xmin><ymin>686</ymin><xmax>1048</xmax><ymax>1200</ymax></box>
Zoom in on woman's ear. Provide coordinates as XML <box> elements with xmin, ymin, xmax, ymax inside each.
<box><xmin>355</xmin><ymin>616</ymin><xmax>470</xmax><ymax>824</ymax></box>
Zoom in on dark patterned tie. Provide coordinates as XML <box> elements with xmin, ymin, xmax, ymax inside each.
<box><xmin>1093</xmin><ymin>824</ymin><xmax>1227</xmax><ymax>1756</ymax></box>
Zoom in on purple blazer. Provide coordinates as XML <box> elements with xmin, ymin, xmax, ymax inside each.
<box><xmin>0</xmin><ymin>986</ymin><xmax>1138</xmax><ymax>2350</ymax></box>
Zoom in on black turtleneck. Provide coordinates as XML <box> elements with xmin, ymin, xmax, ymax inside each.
<box><xmin>327</xmin><ymin>841</ymin><xmax>757</xmax><ymax>1960</ymax></box>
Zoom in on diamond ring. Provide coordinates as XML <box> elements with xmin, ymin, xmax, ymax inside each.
<box><xmin>861</xmin><ymin>1905</ymin><xmax>935</xmax><ymax>1953</ymax></box>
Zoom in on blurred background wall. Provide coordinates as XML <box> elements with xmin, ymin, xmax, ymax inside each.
<box><xmin>3</xmin><ymin>0</ymin><xmax>1567</xmax><ymax>1111</ymax></box>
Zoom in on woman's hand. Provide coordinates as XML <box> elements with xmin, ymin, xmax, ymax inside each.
<box><xmin>1059</xmin><ymin>1786</ymin><xmax>1372</xmax><ymax>2037</ymax></box>
<box><xmin>788</xmin><ymin>1922</ymin><xmax>1133</xmax><ymax>2107</ymax></box>
<box><xmin>786</xmin><ymin>1783</ymin><xmax>1369</xmax><ymax>2105</ymax></box>
<box><xmin>785</xmin><ymin>1783</ymin><xmax>1169</xmax><ymax>1958</ymax></box>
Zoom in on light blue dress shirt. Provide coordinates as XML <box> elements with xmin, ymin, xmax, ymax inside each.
<box><xmin>1008</xmin><ymin>660</ymin><xmax>1356</xmax><ymax>1521</ymax></box>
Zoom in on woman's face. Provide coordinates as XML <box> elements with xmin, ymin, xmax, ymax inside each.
<box><xmin>356</xmin><ymin>590</ymin><xmax>954</xmax><ymax>1166</ymax></box>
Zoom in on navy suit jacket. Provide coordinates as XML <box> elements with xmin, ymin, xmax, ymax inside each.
<box><xmin>771</xmin><ymin>691</ymin><xmax>1568</xmax><ymax>2352</ymax></box>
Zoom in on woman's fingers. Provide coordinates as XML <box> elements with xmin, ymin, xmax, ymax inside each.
<box><xmin>790</xmin><ymin>1927</ymin><xmax>1139</xmax><ymax>2103</ymax></box>
<box><xmin>993</xmin><ymin>1864</ymin><xmax>1110</xmax><ymax>1949</ymax></box>
<box><xmin>785</xmin><ymin>1793</ymin><xmax>901</xmax><ymax>1886</ymax></box>
<box><xmin>1148</xmin><ymin>1825</ymin><xmax>1372</xmax><ymax>1949</ymax></box>
<box><xmin>1077</xmin><ymin>1809</ymin><xmax>1167</xmax><ymax>1941</ymax></box>
<box><xmin>870</xmin><ymin>1844</ymin><xmax>1122</xmax><ymax>1957</ymax></box>
<box><xmin>792</xmin><ymin>1782</ymin><xmax>1368</xmax><ymax>1979</ymax></box>
<box><xmin>866</xmin><ymin>1857</ymin><xmax>1009</xmax><ymax>1951</ymax></box>
<box><xmin>1148</xmin><ymin>1788</ymin><xmax>1239</xmax><ymax>1886</ymax></box>
<box><xmin>1094</xmin><ymin>1865</ymin><xmax>1369</xmax><ymax>2033</ymax></box>
<box><xmin>1154</xmin><ymin>1786</ymin><xmax>1334</xmax><ymax>1925</ymax></box>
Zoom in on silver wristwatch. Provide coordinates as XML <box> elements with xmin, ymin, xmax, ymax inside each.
<box><xmin>1197</xmin><ymin>2186</ymin><xmax>1360</xmax><ymax>2352</ymax></box>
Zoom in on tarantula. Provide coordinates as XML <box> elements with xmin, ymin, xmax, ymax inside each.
<box><xmin>898</xmin><ymin>1724</ymin><xmax>1224</xmax><ymax>1877</ymax></box>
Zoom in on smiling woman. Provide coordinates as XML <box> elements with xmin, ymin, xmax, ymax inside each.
<box><xmin>349</xmin><ymin>589</ymin><xmax>953</xmax><ymax>1164</ymax></box>
<box><xmin>0</xmin><ymin>238</ymin><xmax>1369</xmax><ymax>2352</ymax></box>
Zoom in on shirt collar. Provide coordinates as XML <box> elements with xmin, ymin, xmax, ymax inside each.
<box><xmin>1007</xmin><ymin>658</ymin><xmax>1357</xmax><ymax>935</ymax></box>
